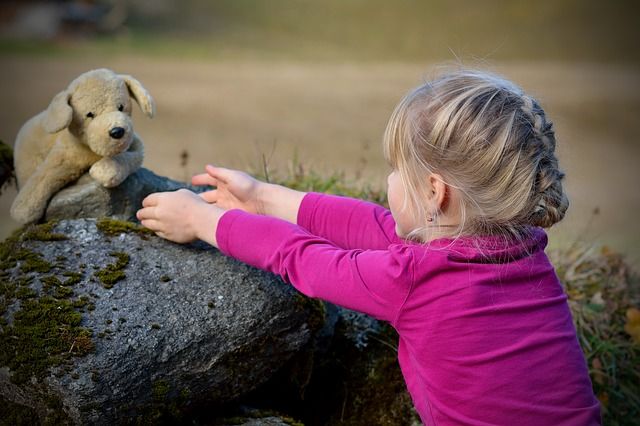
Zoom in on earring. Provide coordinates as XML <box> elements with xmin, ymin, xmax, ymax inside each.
<box><xmin>427</xmin><ymin>216</ymin><xmax>434</xmax><ymax>222</ymax></box>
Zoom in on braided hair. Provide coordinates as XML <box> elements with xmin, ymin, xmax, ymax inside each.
<box><xmin>383</xmin><ymin>69</ymin><xmax>569</xmax><ymax>242</ymax></box>
<box><xmin>520</xmin><ymin>95</ymin><xmax>570</xmax><ymax>228</ymax></box>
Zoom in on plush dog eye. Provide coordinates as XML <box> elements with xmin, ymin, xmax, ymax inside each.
<box><xmin>86</xmin><ymin>112</ymin><xmax>95</xmax><ymax>118</ymax></box>
<box><xmin>118</xmin><ymin>104</ymin><xmax>124</xmax><ymax>112</ymax></box>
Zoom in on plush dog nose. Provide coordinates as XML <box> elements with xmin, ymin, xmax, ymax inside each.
<box><xmin>109</xmin><ymin>127</ymin><xmax>125</xmax><ymax>139</ymax></box>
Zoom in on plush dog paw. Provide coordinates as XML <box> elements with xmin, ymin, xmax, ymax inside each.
<box><xmin>90</xmin><ymin>158</ymin><xmax>127</xmax><ymax>188</ymax></box>
<box><xmin>10</xmin><ymin>195</ymin><xmax>44</xmax><ymax>224</ymax></box>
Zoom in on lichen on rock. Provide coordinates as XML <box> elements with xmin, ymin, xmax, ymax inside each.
<box><xmin>0</xmin><ymin>218</ymin><xmax>324</xmax><ymax>424</ymax></box>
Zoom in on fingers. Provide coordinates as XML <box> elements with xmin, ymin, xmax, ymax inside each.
<box><xmin>205</xmin><ymin>164</ymin><xmax>234</xmax><ymax>184</ymax></box>
<box><xmin>191</xmin><ymin>164</ymin><xmax>240</xmax><ymax>189</ymax></box>
<box><xmin>136</xmin><ymin>206</ymin><xmax>156</xmax><ymax>221</ymax></box>
<box><xmin>142</xmin><ymin>192</ymin><xmax>161</xmax><ymax>207</ymax></box>
<box><xmin>198</xmin><ymin>189</ymin><xmax>218</xmax><ymax>203</ymax></box>
<box><xmin>191</xmin><ymin>172</ymin><xmax>217</xmax><ymax>187</ymax></box>
<box><xmin>139</xmin><ymin>218</ymin><xmax>164</xmax><ymax>234</ymax></box>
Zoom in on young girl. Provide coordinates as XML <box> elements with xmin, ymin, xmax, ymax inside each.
<box><xmin>136</xmin><ymin>69</ymin><xmax>601</xmax><ymax>425</ymax></box>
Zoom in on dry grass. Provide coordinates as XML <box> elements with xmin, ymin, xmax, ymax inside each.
<box><xmin>550</xmin><ymin>244</ymin><xmax>640</xmax><ymax>423</ymax></box>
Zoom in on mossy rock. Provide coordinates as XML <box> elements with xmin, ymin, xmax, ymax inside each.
<box><xmin>0</xmin><ymin>218</ymin><xmax>328</xmax><ymax>424</ymax></box>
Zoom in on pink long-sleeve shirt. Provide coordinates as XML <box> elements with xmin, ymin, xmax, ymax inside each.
<box><xmin>216</xmin><ymin>192</ymin><xmax>601</xmax><ymax>425</ymax></box>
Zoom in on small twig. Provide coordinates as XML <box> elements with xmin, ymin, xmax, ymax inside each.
<box><xmin>341</xmin><ymin>384</ymin><xmax>348</xmax><ymax>421</ymax></box>
<box><xmin>369</xmin><ymin>334</ymin><xmax>398</xmax><ymax>352</ymax></box>
<box><xmin>261</xmin><ymin>152</ymin><xmax>270</xmax><ymax>183</ymax></box>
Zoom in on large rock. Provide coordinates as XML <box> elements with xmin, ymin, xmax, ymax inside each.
<box><xmin>0</xmin><ymin>219</ymin><xmax>325</xmax><ymax>424</ymax></box>
<box><xmin>45</xmin><ymin>167</ymin><xmax>199</xmax><ymax>222</ymax></box>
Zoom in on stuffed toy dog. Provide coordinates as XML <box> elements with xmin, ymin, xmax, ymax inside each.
<box><xmin>10</xmin><ymin>68</ymin><xmax>155</xmax><ymax>224</ymax></box>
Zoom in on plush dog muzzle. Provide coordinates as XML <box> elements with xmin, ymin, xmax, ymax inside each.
<box><xmin>86</xmin><ymin>111</ymin><xmax>133</xmax><ymax>157</ymax></box>
<box><xmin>109</xmin><ymin>126</ymin><xmax>126</xmax><ymax>139</ymax></box>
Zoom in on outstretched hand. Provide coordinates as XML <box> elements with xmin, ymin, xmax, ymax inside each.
<box><xmin>192</xmin><ymin>165</ymin><xmax>266</xmax><ymax>214</ymax></box>
<box><xmin>136</xmin><ymin>188</ymin><xmax>224</xmax><ymax>247</ymax></box>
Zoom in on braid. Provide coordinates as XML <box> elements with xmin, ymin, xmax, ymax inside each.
<box><xmin>520</xmin><ymin>96</ymin><xmax>569</xmax><ymax>228</ymax></box>
<box><xmin>382</xmin><ymin>69</ymin><xmax>572</xmax><ymax>243</ymax></box>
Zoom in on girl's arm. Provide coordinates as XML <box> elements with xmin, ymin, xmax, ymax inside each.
<box><xmin>295</xmin><ymin>192</ymin><xmax>401</xmax><ymax>250</ymax></box>
<box><xmin>137</xmin><ymin>190</ymin><xmax>413</xmax><ymax>324</ymax></box>
<box><xmin>217</xmin><ymin>209</ymin><xmax>414</xmax><ymax>324</ymax></box>
<box><xmin>193</xmin><ymin>165</ymin><xmax>401</xmax><ymax>250</ymax></box>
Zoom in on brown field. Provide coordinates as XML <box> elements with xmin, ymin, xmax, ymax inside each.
<box><xmin>1</xmin><ymin>55</ymin><xmax>639</xmax><ymax>267</ymax></box>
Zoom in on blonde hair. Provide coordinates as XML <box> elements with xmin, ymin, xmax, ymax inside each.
<box><xmin>383</xmin><ymin>69</ymin><xmax>569</xmax><ymax>243</ymax></box>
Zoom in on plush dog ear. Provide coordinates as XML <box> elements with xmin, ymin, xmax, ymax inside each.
<box><xmin>120</xmin><ymin>74</ymin><xmax>156</xmax><ymax>118</ymax></box>
<box><xmin>43</xmin><ymin>90</ymin><xmax>72</xmax><ymax>133</ymax></box>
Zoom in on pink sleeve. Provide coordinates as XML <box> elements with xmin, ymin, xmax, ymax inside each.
<box><xmin>217</xmin><ymin>209</ymin><xmax>414</xmax><ymax>325</ymax></box>
<box><xmin>297</xmin><ymin>193</ymin><xmax>402</xmax><ymax>250</ymax></box>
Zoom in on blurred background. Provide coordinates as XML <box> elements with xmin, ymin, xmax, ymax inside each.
<box><xmin>0</xmin><ymin>0</ymin><xmax>639</xmax><ymax>267</ymax></box>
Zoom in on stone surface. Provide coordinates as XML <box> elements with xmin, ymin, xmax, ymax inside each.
<box><xmin>0</xmin><ymin>219</ymin><xmax>324</xmax><ymax>424</ymax></box>
<box><xmin>45</xmin><ymin>167</ymin><xmax>202</xmax><ymax>222</ymax></box>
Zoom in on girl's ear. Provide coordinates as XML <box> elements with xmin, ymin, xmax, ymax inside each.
<box><xmin>427</xmin><ymin>173</ymin><xmax>448</xmax><ymax>212</ymax></box>
<box><xmin>120</xmin><ymin>74</ymin><xmax>156</xmax><ymax>118</ymax></box>
<box><xmin>43</xmin><ymin>90</ymin><xmax>73</xmax><ymax>133</ymax></box>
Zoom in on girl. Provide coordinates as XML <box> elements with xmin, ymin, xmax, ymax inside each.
<box><xmin>136</xmin><ymin>69</ymin><xmax>601</xmax><ymax>425</ymax></box>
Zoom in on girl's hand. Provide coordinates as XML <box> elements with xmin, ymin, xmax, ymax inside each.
<box><xmin>192</xmin><ymin>165</ymin><xmax>265</xmax><ymax>215</ymax></box>
<box><xmin>136</xmin><ymin>188</ymin><xmax>225</xmax><ymax>247</ymax></box>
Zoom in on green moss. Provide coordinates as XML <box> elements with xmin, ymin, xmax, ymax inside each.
<box><xmin>41</xmin><ymin>275</ymin><xmax>62</xmax><ymax>288</ymax></box>
<box><xmin>53</xmin><ymin>286</ymin><xmax>74</xmax><ymax>299</ymax></box>
<box><xmin>16</xmin><ymin>248</ymin><xmax>53</xmax><ymax>274</ymax></box>
<box><xmin>72</xmin><ymin>295</ymin><xmax>91</xmax><ymax>309</ymax></box>
<box><xmin>151</xmin><ymin>323</ymin><xmax>161</xmax><ymax>330</ymax></box>
<box><xmin>293</xmin><ymin>293</ymin><xmax>326</xmax><ymax>334</ymax></box>
<box><xmin>0</xmin><ymin>395</ymin><xmax>39</xmax><ymax>425</ymax></box>
<box><xmin>61</xmin><ymin>271</ymin><xmax>82</xmax><ymax>286</ymax></box>
<box><xmin>0</xmin><ymin>139</ymin><xmax>15</xmax><ymax>195</ymax></box>
<box><xmin>0</xmin><ymin>228</ymin><xmax>23</xmax><ymax>270</ymax></box>
<box><xmin>96</xmin><ymin>217</ymin><xmax>154</xmax><ymax>237</ymax></box>
<box><xmin>15</xmin><ymin>286</ymin><xmax>36</xmax><ymax>299</ymax></box>
<box><xmin>1</xmin><ymin>282</ymin><xmax>17</xmax><ymax>300</ymax></box>
<box><xmin>0</xmin><ymin>296</ymin><xmax>94</xmax><ymax>384</ymax></box>
<box><xmin>42</xmin><ymin>272</ymin><xmax>81</xmax><ymax>298</ymax></box>
<box><xmin>21</xmin><ymin>221</ymin><xmax>67</xmax><ymax>242</ymax></box>
<box><xmin>152</xmin><ymin>380</ymin><xmax>170</xmax><ymax>402</ymax></box>
<box><xmin>179</xmin><ymin>388</ymin><xmax>190</xmax><ymax>399</ymax></box>
<box><xmin>42</xmin><ymin>392</ymin><xmax>71</xmax><ymax>425</ymax></box>
<box><xmin>15</xmin><ymin>276</ymin><xmax>34</xmax><ymax>288</ymax></box>
<box><xmin>159</xmin><ymin>275</ymin><xmax>171</xmax><ymax>283</ymax></box>
<box><xmin>322</xmin><ymin>321</ymin><xmax>420</xmax><ymax>425</ymax></box>
<box><xmin>0</xmin><ymin>225</ymin><xmax>96</xmax><ymax>393</ymax></box>
<box><xmin>94</xmin><ymin>252</ymin><xmax>129</xmax><ymax>289</ymax></box>
<box><xmin>120</xmin><ymin>379</ymin><xmax>193</xmax><ymax>425</ymax></box>
<box><xmin>0</xmin><ymin>140</ymin><xmax>12</xmax><ymax>159</ymax></box>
